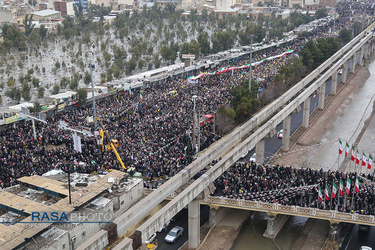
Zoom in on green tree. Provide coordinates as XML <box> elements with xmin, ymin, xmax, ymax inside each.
<box><xmin>197</xmin><ymin>32</ymin><xmax>210</xmax><ymax>56</ymax></box>
<box><xmin>39</xmin><ymin>24</ymin><xmax>47</xmax><ymax>40</ymax></box>
<box><xmin>84</xmin><ymin>71</ymin><xmax>91</xmax><ymax>85</ymax></box>
<box><xmin>60</xmin><ymin>77</ymin><xmax>70</xmax><ymax>89</ymax></box>
<box><xmin>77</xmin><ymin>88</ymin><xmax>88</xmax><ymax>105</ymax></box>
<box><xmin>6</xmin><ymin>87</ymin><xmax>21</xmax><ymax>102</ymax></box>
<box><xmin>33</xmin><ymin>101</ymin><xmax>41</xmax><ymax>113</ymax></box>
<box><xmin>52</xmin><ymin>84</ymin><xmax>60</xmax><ymax>94</ymax></box>
<box><xmin>21</xmin><ymin>83</ymin><xmax>31</xmax><ymax>101</ymax></box>
<box><xmin>315</xmin><ymin>8</ymin><xmax>328</xmax><ymax>19</ymax></box>
<box><xmin>32</xmin><ymin>77</ymin><xmax>40</xmax><ymax>88</ymax></box>
<box><xmin>7</xmin><ymin>77</ymin><xmax>16</xmax><ymax>87</ymax></box>
<box><xmin>37</xmin><ymin>86</ymin><xmax>45</xmax><ymax>98</ymax></box>
<box><xmin>189</xmin><ymin>39</ymin><xmax>200</xmax><ymax>59</ymax></box>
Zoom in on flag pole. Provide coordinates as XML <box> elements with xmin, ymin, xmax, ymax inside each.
<box><xmin>337</xmin><ymin>177</ymin><xmax>340</xmax><ymax>211</ymax></box>
<box><xmin>351</xmin><ymin>173</ymin><xmax>355</xmax><ymax>212</ymax></box>
<box><xmin>330</xmin><ymin>181</ymin><xmax>333</xmax><ymax>211</ymax></box>
<box><xmin>362</xmin><ymin>150</ymin><xmax>364</xmax><ymax>175</ymax></box>
<box><xmin>337</xmin><ymin>138</ymin><xmax>341</xmax><ymax>171</ymax></box>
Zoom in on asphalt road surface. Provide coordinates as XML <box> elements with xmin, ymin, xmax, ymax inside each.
<box><xmin>345</xmin><ymin>225</ymin><xmax>375</xmax><ymax>249</ymax></box>
<box><xmin>241</xmin><ymin>58</ymin><xmax>355</xmax><ymax>162</ymax></box>
<box><xmin>156</xmin><ymin>205</ymin><xmax>209</xmax><ymax>250</ymax></box>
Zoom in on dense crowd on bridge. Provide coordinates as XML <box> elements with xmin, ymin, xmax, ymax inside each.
<box><xmin>212</xmin><ymin>162</ymin><xmax>375</xmax><ymax>215</ymax></box>
<box><xmin>0</xmin><ymin>2</ymin><xmax>373</xmax><ymax>189</ymax></box>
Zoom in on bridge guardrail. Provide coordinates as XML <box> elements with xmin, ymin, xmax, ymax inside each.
<box><xmin>203</xmin><ymin>196</ymin><xmax>375</xmax><ymax>225</ymax></box>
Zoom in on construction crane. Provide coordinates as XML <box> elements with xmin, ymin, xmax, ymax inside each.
<box><xmin>93</xmin><ymin>118</ymin><xmax>126</xmax><ymax>170</ymax></box>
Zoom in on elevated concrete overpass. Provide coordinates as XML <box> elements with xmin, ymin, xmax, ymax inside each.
<box><xmin>112</xmin><ymin>24</ymin><xmax>375</xmax><ymax>249</ymax></box>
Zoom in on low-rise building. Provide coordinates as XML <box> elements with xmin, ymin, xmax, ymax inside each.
<box><xmin>0</xmin><ymin>170</ymin><xmax>144</xmax><ymax>249</ymax></box>
<box><xmin>54</xmin><ymin>1</ymin><xmax>75</xmax><ymax>16</ymax></box>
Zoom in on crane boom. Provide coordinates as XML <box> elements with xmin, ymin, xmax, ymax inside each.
<box><xmin>94</xmin><ymin>118</ymin><xmax>126</xmax><ymax>169</ymax></box>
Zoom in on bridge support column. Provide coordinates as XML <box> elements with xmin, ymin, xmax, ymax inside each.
<box><xmin>342</xmin><ymin>62</ymin><xmax>348</xmax><ymax>83</ymax></box>
<box><xmin>281</xmin><ymin>115</ymin><xmax>291</xmax><ymax>151</ymax></box>
<box><xmin>302</xmin><ymin>97</ymin><xmax>310</xmax><ymax>128</ymax></box>
<box><xmin>318</xmin><ymin>83</ymin><xmax>326</xmax><ymax>110</ymax></box>
<box><xmin>329</xmin><ymin>222</ymin><xmax>339</xmax><ymax>242</ymax></box>
<box><xmin>208</xmin><ymin>206</ymin><xmax>229</xmax><ymax>227</ymax></box>
<box><xmin>263</xmin><ymin>213</ymin><xmax>289</xmax><ymax>239</ymax></box>
<box><xmin>359</xmin><ymin>46</ymin><xmax>364</xmax><ymax>66</ymax></box>
<box><xmin>255</xmin><ymin>139</ymin><xmax>265</xmax><ymax>164</ymax></box>
<box><xmin>188</xmin><ymin>198</ymin><xmax>200</xmax><ymax>249</ymax></box>
<box><xmin>331</xmin><ymin>70</ymin><xmax>338</xmax><ymax>95</ymax></box>
<box><xmin>350</xmin><ymin>54</ymin><xmax>356</xmax><ymax>73</ymax></box>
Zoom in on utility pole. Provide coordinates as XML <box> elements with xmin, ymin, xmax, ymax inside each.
<box><xmin>197</xmin><ymin>110</ymin><xmax>200</xmax><ymax>153</ymax></box>
<box><xmin>18</xmin><ymin>113</ymin><xmax>47</xmax><ymax>140</ymax></box>
<box><xmin>58</xmin><ymin>121</ymin><xmax>93</xmax><ymax>204</ymax></box>
<box><xmin>192</xmin><ymin>95</ymin><xmax>197</xmax><ymax>154</ymax></box>
<box><xmin>249</xmin><ymin>35</ymin><xmax>255</xmax><ymax>90</ymax></box>
<box><xmin>89</xmin><ymin>63</ymin><xmax>97</xmax><ymax>127</ymax></box>
<box><xmin>333</xmin><ymin>9</ymin><xmax>336</xmax><ymax>36</ymax></box>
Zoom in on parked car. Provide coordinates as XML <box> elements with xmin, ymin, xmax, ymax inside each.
<box><xmin>250</xmin><ymin>153</ymin><xmax>256</xmax><ymax>162</ymax></box>
<box><xmin>277</xmin><ymin>129</ymin><xmax>283</xmax><ymax>139</ymax></box>
<box><xmin>157</xmin><ymin>220</ymin><xmax>171</xmax><ymax>233</ymax></box>
<box><xmin>165</xmin><ymin>226</ymin><xmax>183</xmax><ymax>243</ymax></box>
<box><xmin>360</xmin><ymin>246</ymin><xmax>372</xmax><ymax>250</ymax></box>
<box><xmin>145</xmin><ymin>233</ymin><xmax>157</xmax><ymax>244</ymax></box>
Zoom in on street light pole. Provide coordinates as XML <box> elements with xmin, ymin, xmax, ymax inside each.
<box><xmin>249</xmin><ymin>35</ymin><xmax>255</xmax><ymax>90</ymax></box>
<box><xmin>192</xmin><ymin>95</ymin><xmax>197</xmax><ymax>154</ymax></box>
<box><xmin>90</xmin><ymin>63</ymin><xmax>97</xmax><ymax>126</ymax></box>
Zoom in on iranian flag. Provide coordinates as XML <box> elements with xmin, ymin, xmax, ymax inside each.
<box><xmin>325</xmin><ymin>184</ymin><xmax>330</xmax><ymax>200</ymax></box>
<box><xmin>339</xmin><ymin>179</ymin><xmax>344</xmax><ymax>196</ymax></box>
<box><xmin>345</xmin><ymin>142</ymin><xmax>350</xmax><ymax>157</ymax></box>
<box><xmin>140</xmin><ymin>91</ymin><xmax>143</xmax><ymax>103</ymax></box>
<box><xmin>351</xmin><ymin>146</ymin><xmax>355</xmax><ymax>161</ymax></box>
<box><xmin>339</xmin><ymin>139</ymin><xmax>343</xmax><ymax>154</ymax></box>
<box><xmin>356</xmin><ymin>149</ymin><xmax>361</xmax><ymax>164</ymax></box>
<box><xmin>355</xmin><ymin>176</ymin><xmax>360</xmax><ymax>193</ymax></box>
<box><xmin>368</xmin><ymin>155</ymin><xmax>373</xmax><ymax>170</ymax></box>
<box><xmin>346</xmin><ymin>177</ymin><xmax>351</xmax><ymax>195</ymax></box>
<box><xmin>318</xmin><ymin>186</ymin><xmax>323</xmax><ymax>202</ymax></box>
<box><xmin>332</xmin><ymin>182</ymin><xmax>337</xmax><ymax>199</ymax></box>
<box><xmin>362</xmin><ymin>153</ymin><xmax>367</xmax><ymax>167</ymax></box>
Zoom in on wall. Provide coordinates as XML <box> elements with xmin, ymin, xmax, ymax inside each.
<box><xmin>0</xmin><ymin>9</ymin><xmax>13</xmax><ymax>23</ymax></box>
<box><xmin>76</xmin><ymin>230</ymin><xmax>108</xmax><ymax>250</ymax></box>
<box><xmin>113</xmin><ymin>178</ymin><xmax>144</xmax><ymax>218</ymax></box>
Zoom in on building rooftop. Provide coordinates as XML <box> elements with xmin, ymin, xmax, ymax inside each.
<box><xmin>33</xmin><ymin>9</ymin><xmax>60</xmax><ymax>17</ymax></box>
<box><xmin>0</xmin><ymin>170</ymin><xmax>127</xmax><ymax>249</ymax></box>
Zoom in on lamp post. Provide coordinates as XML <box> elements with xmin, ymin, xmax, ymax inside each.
<box><xmin>89</xmin><ymin>63</ymin><xmax>97</xmax><ymax>127</ymax></box>
<box><xmin>249</xmin><ymin>35</ymin><xmax>255</xmax><ymax>90</ymax></box>
<box><xmin>192</xmin><ymin>95</ymin><xmax>197</xmax><ymax>154</ymax></box>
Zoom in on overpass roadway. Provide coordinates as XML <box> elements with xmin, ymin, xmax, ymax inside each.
<box><xmin>200</xmin><ymin>196</ymin><xmax>375</xmax><ymax>227</ymax></box>
<box><xmin>113</xmin><ymin>28</ymin><xmax>375</xmax><ymax>249</ymax></box>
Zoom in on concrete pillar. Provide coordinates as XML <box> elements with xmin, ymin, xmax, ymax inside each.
<box><xmin>208</xmin><ymin>206</ymin><xmax>228</xmax><ymax>227</ymax></box>
<box><xmin>255</xmin><ymin>139</ymin><xmax>265</xmax><ymax>164</ymax></box>
<box><xmin>188</xmin><ymin>199</ymin><xmax>200</xmax><ymax>249</ymax></box>
<box><xmin>281</xmin><ymin>115</ymin><xmax>291</xmax><ymax>151</ymax></box>
<box><xmin>331</xmin><ymin>70</ymin><xmax>338</xmax><ymax>95</ymax></box>
<box><xmin>318</xmin><ymin>82</ymin><xmax>326</xmax><ymax>110</ymax></box>
<box><xmin>359</xmin><ymin>46</ymin><xmax>364</xmax><ymax>66</ymax></box>
<box><xmin>263</xmin><ymin>213</ymin><xmax>289</xmax><ymax>239</ymax></box>
<box><xmin>329</xmin><ymin>222</ymin><xmax>339</xmax><ymax>242</ymax></box>
<box><xmin>302</xmin><ymin>97</ymin><xmax>311</xmax><ymax>128</ymax></box>
<box><xmin>350</xmin><ymin>54</ymin><xmax>356</xmax><ymax>73</ymax></box>
<box><xmin>364</xmin><ymin>44</ymin><xmax>369</xmax><ymax>61</ymax></box>
<box><xmin>342</xmin><ymin>62</ymin><xmax>348</xmax><ymax>83</ymax></box>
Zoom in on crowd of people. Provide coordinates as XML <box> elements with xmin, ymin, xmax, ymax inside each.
<box><xmin>0</xmin><ymin>2</ymin><xmax>373</xmax><ymax>195</ymax></box>
<box><xmin>212</xmin><ymin>162</ymin><xmax>375</xmax><ymax>215</ymax></box>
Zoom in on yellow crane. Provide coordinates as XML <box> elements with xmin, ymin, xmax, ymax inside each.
<box><xmin>94</xmin><ymin>118</ymin><xmax>126</xmax><ymax>169</ymax></box>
